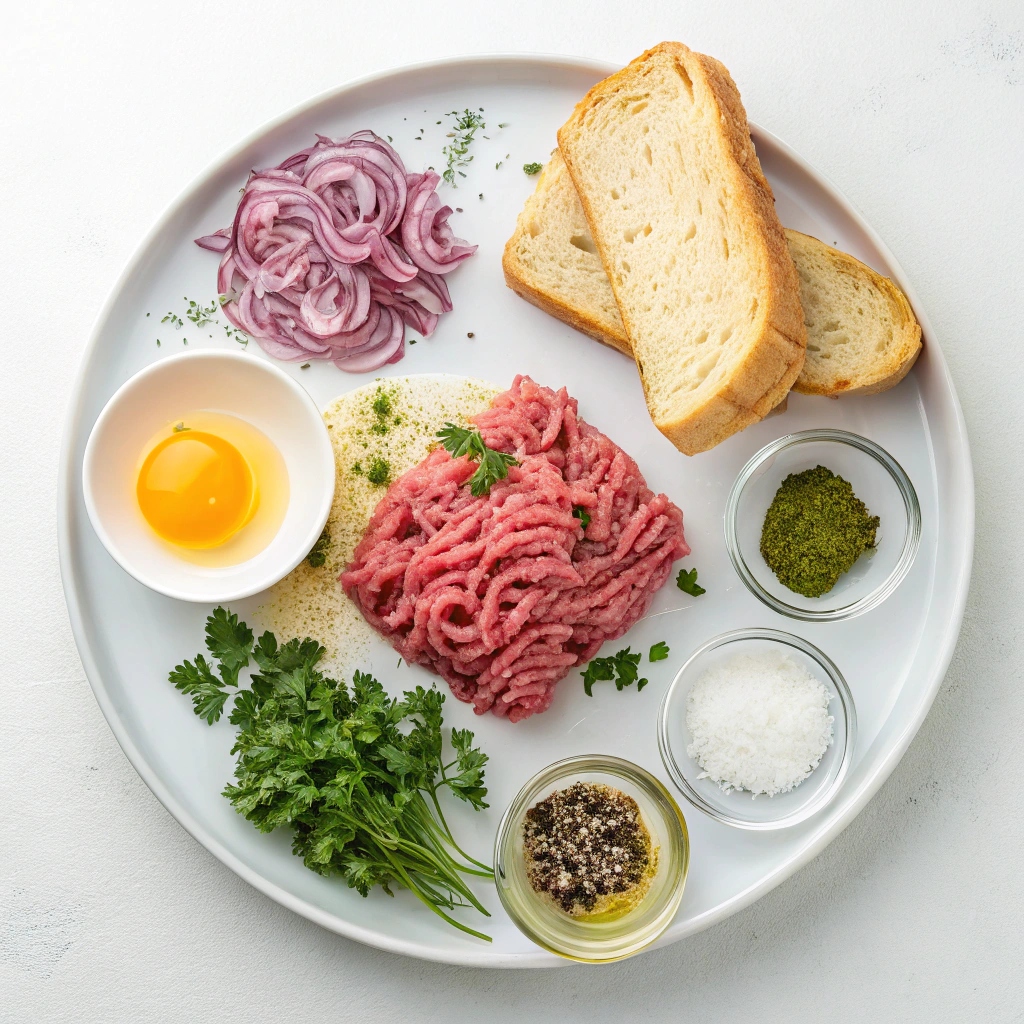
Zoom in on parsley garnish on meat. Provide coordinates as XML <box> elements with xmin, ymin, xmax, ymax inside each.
<box><xmin>676</xmin><ymin>567</ymin><xmax>707</xmax><ymax>597</ymax></box>
<box><xmin>169</xmin><ymin>608</ymin><xmax>493</xmax><ymax>940</ymax></box>
<box><xmin>436</xmin><ymin>423</ymin><xmax>518</xmax><ymax>497</ymax></box>
<box><xmin>572</xmin><ymin>505</ymin><xmax>591</xmax><ymax>529</ymax></box>
<box><xmin>442</xmin><ymin>109</ymin><xmax>486</xmax><ymax>186</ymax></box>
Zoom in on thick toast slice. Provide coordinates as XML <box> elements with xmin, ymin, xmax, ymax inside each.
<box><xmin>557</xmin><ymin>42</ymin><xmax>806</xmax><ymax>455</ymax></box>
<box><xmin>503</xmin><ymin>151</ymin><xmax>922</xmax><ymax>396</ymax></box>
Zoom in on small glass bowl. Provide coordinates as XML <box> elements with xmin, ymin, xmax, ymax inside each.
<box><xmin>724</xmin><ymin>429</ymin><xmax>921</xmax><ymax>621</ymax></box>
<box><xmin>658</xmin><ymin>629</ymin><xmax>856</xmax><ymax>831</ymax></box>
<box><xmin>493</xmin><ymin>755</ymin><xmax>689</xmax><ymax>963</ymax></box>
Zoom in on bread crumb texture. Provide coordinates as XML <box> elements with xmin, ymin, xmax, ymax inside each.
<box><xmin>260</xmin><ymin>375</ymin><xmax>501</xmax><ymax>673</ymax></box>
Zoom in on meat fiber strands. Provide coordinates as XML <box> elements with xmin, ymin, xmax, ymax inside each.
<box><xmin>685</xmin><ymin>649</ymin><xmax>834</xmax><ymax>797</ymax></box>
<box><xmin>342</xmin><ymin>376</ymin><xmax>689</xmax><ymax>722</ymax></box>
<box><xmin>196</xmin><ymin>131</ymin><xmax>475</xmax><ymax>372</ymax></box>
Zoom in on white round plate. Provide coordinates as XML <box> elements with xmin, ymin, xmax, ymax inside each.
<box><xmin>58</xmin><ymin>55</ymin><xmax>973</xmax><ymax>967</ymax></box>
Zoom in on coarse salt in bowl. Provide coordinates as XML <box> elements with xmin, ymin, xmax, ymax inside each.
<box><xmin>658</xmin><ymin>629</ymin><xmax>857</xmax><ymax>831</ymax></box>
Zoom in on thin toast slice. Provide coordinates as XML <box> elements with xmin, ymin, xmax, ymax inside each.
<box><xmin>557</xmin><ymin>42</ymin><xmax>806</xmax><ymax>454</ymax></box>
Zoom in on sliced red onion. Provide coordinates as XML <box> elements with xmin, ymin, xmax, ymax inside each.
<box><xmin>195</xmin><ymin>228</ymin><xmax>231</xmax><ymax>253</ymax></box>
<box><xmin>401</xmin><ymin>172</ymin><xmax>477</xmax><ymax>275</ymax></box>
<box><xmin>195</xmin><ymin>131</ymin><xmax>473</xmax><ymax>372</ymax></box>
<box><xmin>332</xmin><ymin>306</ymin><xmax>405</xmax><ymax>371</ymax></box>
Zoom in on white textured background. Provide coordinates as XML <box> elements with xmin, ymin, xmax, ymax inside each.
<box><xmin>3</xmin><ymin>1</ymin><xmax>1022</xmax><ymax>1020</ymax></box>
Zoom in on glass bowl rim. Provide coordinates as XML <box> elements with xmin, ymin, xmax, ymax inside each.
<box><xmin>724</xmin><ymin>428</ymin><xmax>922</xmax><ymax>621</ymax></box>
<box><xmin>492</xmin><ymin>754</ymin><xmax>690</xmax><ymax>963</ymax></box>
<box><xmin>657</xmin><ymin>627</ymin><xmax>858</xmax><ymax>831</ymax></box>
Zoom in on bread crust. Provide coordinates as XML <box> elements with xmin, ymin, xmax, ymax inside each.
<box><xmin>557</xmin><ymin>42</ymin><xmax>806</xmax><ymax>455</ymax></box>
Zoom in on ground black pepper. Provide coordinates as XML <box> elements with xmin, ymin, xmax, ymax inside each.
<box><xmin>522</xmin><ymin>781</ymin><xmax>652</xmax><ymax>916</ymax></box>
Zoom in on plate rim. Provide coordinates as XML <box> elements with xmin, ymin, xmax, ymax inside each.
<box><xmin>56</xmin><ymin>51</ymin><xmax>975</xmax><ymax>968</ymax></box>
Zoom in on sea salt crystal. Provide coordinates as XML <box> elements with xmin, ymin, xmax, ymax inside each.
<box><xmin>685</xmin><ymin>649</ymin><xmax>834</xmax><ymax>798</ymax></box>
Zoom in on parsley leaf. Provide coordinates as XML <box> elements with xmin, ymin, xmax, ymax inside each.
<box><xmin>572</xmin><ymin>505</ymin><xmax>591</xmax><ymax>529</ymax></box>
<box><xmin>204</xmin><ymin>607</ymin><xmax>253</xmax><ymax>687</ymax></box>
<box><xmin>676</xmin><ymin>567</ymin><xmax>707</xmax><ymax>597</ymax></box>
<box><xmin>169</xmin><ymin>653</ymin><xmax>234</xmax><ymax>724</ymax></box>
<box><xmin>169</xmin><ymin>609</ymin><xmax>493</xmax><ymax>940</ymax></box>
<box><xmin>581</xmin><ymin>646</ymin><xmax>646</xmax><ymax>696</ymax></box>
<box><xmin>649</xmin><ymin>641</ymin><xmax>670</xmax><ymax>662</ymax></box>
<box><xmin>523</xmin><ymin>162</ymin><xmax>543</xmax><ymax>175</ymax></box>
<box><xmin>436</xmin><ymin>423</ymin><xmax>518</xmax><ymax>497</ymax></box>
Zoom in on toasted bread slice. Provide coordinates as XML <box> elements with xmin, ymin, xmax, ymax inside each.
<box><xmin>501</xmin><ymin>151</ymin><xmax>630</xmax><ymax>355</ymax></box>
<box><xmin>557</xmin><ymin>42</ymin><xmax>806</xmax><ymax>455</ymax></box>
<box><xmin>784</xmin><ymin>230</ymin><xmax>922</xmax><ymax>395</ymax></box>
<box><xmin>503</xmin><ymin>151</ymin><xmax>922</xmax><ymax>398</ymax></box>
<box><xmin>503</xmin><ymin>149</ymin><xmax>633</xmax><ymax>357</ymax></box>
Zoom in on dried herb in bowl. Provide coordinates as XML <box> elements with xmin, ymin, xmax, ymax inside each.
<box><xmin>760</xmin><ymin>465</ymin><xmax>880</xmax><ymax>598</ymax></box>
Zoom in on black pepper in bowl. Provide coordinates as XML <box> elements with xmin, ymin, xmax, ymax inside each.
<box><xmin>522</xmin><ymin>781</ymin><xmax>654</xmax><ymax>917</ymax></box>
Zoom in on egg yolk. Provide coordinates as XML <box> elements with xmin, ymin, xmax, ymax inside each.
<box><xmin>137</xmin><ymin>431</ymin><xmax>257</xmax><ymax>548</ymax></box>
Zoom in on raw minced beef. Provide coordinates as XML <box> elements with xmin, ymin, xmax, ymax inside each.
<box><xmin>341</xmin><ymin>376</ymin><xmax>689</xmax><ymax>722</ymax></box>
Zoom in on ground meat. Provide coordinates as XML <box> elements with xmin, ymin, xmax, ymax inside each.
<box><xmin>340</xmin><ymin>376</ymin><xmax>689</xmax><ymax>722</ymax></box>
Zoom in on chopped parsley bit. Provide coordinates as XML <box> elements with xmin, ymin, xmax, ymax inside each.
<box><xmin>649</xmin><ymin>641</ymin><xmax>670</xmax><ymax>663</ymax></box>
<box><xmin>161</xmin><ymin>312</ymin><xmax>184</xmax><ymax>329</ymax></box>
<box><xmin>676</xmin><ymin>567</ymin><xmax>706</xmax><ymax>597</ymax></box>
<box><xmin>156</xmin><ymin>339</ymin><xmax>161</xmax><ymax>347</ymax></box>
<box><xmin>409</xmin><ymin>338</ymin><xmax>417</xmax><ymax>345</ymax></box>
<box><xmin>306</xmin><ymin>526</ymin><xmax>331</xmax><ymax>568</ymax></box>
<box><xmin>572</xmin><ymin>505</ymin><xmax>591</xmax><ymax>529</ymax></box>
<box><xmin>300</xmin><ymin>362</ymin><xmax>310</xmax><ymax>369</ymax></box>
<box><xmin>372</xmin><ymin>390</ymin><xmax>393</xmax><ymax>419</ymax></box>
<box><xmin>498</xmin><ymin>122</ymin><xmax>509</xmax><ymax>128</ymax></box>
<box><xmin>478</xmin><ymin>193</ymin><xmax>484</xmax><ymax>200</ymax></box>
<box><xmin>523</xmin><ymin>162</ymin><xmax>543</xmax><ymax>176</ymax></box>
<box><xmin>366</xmin><ymin>456</ymin><xmax>392</xmax><ymax>486</ymax></box>
<box><xmin>352</xmin><ymin>461</ymin><xmax>363</xmax><ymax>474</ymax></box>
<box><xmin>387</xmin><ymin>135</ymin><xmax>393</xmax><ymax>142</ymax></box>
<box><xmin>173</xmin><ymin>422</ymin><xmax>191</xmax><ymax>432</ymax></box>
<box><xmin>146</xmin><ymin>312</ymin><xmax>150</xmax><ymax>317</ymax></box>
<box><xmin>186</xmin><ymin>298</ymin><xmax>218</xmax><ymax>327</ymax></box>
<box><xmin>582</xmin><ymin>647</ymin><xmax>647</xmax><ymax>696</ymax></box>
<box><xmin>442</xmin><ymin>109</ymin><xmax>485</xmax><ymax>187</ymax></box>
<box><xmin>436</xmin><ymin>423</ymin><xmax>518</xmax><ymax>497</ymax></box>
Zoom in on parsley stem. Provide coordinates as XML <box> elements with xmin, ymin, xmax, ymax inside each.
<box><xmin>378</xmin><ymin>845</ymin><xmax>492</xmax><ymax>942</ymax></box>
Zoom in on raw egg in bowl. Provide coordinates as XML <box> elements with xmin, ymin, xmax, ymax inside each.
<box><xmin>83</xmin><ymin>350</ymin><xmax>335</xmax><ymax>602</ymax></box>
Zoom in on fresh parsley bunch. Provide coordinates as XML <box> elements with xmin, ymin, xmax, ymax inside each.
<box><xmin>170</xmin><ymin>609</ymin><xmax>493</xmax><ymax>940</ymax></box>
<box><xmin>436</xmin><ymin>423</ymin><xmax>518</xmax><ymax>497</ymax></box>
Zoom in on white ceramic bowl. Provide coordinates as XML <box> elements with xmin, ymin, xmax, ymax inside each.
<box><xmin>83</xmin><ymin>350</ymin><xmax>335</xmax><ymax>602</ymax></box>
